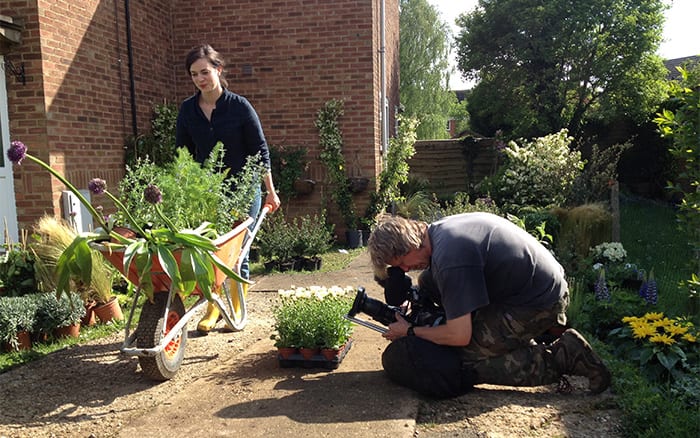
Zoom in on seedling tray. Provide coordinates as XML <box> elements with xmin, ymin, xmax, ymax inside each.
<box><xmin>277</xmin><ymin>339</ymin><xmax>353</xmax><ymax>370</ymax></box>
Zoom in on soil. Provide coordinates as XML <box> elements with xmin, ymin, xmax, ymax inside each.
<box><xmin>0</xmin><ymin>250</ymin><xmax>622</xmax><ymax>438</ymax></box>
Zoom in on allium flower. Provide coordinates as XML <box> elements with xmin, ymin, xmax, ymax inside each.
<box><xmin>88</xmin><ymin>178</ymin><xmax>107</xmax><ymax>195</ymax></box>
<box><xmin>7</xmin><ymin>140</ymin><xmax>27</xmax><ymax>164</ymax></box>
<box><xmin>144</xmin><ymin>184</ymin><xmax>163</xmax><ymax>204</ymax></box>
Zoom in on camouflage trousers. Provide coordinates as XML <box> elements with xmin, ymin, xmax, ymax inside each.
<box><xmin>461</xmin><ymin>291</ymin><xmax>570</xmax><ymax>387</ymax></box>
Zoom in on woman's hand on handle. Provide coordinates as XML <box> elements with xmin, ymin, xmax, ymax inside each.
<box><xmin>264</xmin><ymin>191</ymin><xmax>281</xmax><ymax>213</ymax></box>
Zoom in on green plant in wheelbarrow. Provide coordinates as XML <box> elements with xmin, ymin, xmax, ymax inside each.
<box><xmin>8</xmin><ymin>140</ymin><xmax>264</xmax><ymax>380</ymax></box>
<box><xmin>7</xmin><ymin>140</ymin><xmax>255</xmax><ymax>304</ymax></box>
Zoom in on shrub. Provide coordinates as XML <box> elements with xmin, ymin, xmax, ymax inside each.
<box><xmin>34</xmin><ymin>292</ymin><xmax>85</xmax><ymax>333</ymax></box>
<box><xmin>481</xmin><ymin>129</ymin><xmax>584</xmax><ymax>210</ymax></box>
<box><xmin>124</xmin><ymin>102</ymin><xmax>178</xmax><ymax>166</ymax></box>
<box><xmin>292</xmin><ymin>212</ymin><xmax>335</xmax><ymax>258</ymax></box>
<box><xmin>0</xmin><ymin>295</ymin><xmax>37</xmax><ymax>348</ymax></box>
<box><xmin>258</xmin><ymin>211</ymin><xmax>335</xmax><ymax>265</ymax></box>
<box><xmin>0</xmin><ymin>239</ymin><xmax>36</xmax><ymax>297</ymax></box>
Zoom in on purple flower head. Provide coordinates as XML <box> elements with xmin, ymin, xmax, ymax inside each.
<box><xmin>88</xmin><ymin>178</ymin><xmax>107</xmax><ymax>195</ymax></box>
<box><xmin>594</xmin><ymin>270</ymin><xmax>610</xmax><ymax>301</ymax></box>
<box><xmin>144</xmin><ymin>184</ymin><xmax>163</xmax><ymax>205</ymax></box>
<box><xmin>7</xmin><ymin>141</ymin><xmax>27</xmax><ymax>164</ymax></box>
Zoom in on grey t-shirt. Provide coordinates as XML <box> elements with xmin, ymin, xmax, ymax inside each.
<box><xmin>428</xmin><ymin>212</ymin><xmax>567</xmax><ymax>320</ymax></box>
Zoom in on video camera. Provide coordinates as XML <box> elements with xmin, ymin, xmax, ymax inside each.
<box><xmin>346</xmin><ymin>267</ymin><xmax>446</xmax><ymax>334</ymax></box>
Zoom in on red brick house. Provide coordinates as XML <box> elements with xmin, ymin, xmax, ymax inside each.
<box><xmin>0</xmin><ymin>0</ymin><xmax>400</xmax><ymax>245</ymax></box>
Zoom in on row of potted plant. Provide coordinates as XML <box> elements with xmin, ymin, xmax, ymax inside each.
<box><xmin>272</xmin><ymin>285</ymin><xmax>355</xmax><ymax>360</ymax></box>
<box><xmin>0</xmin><ymin>292</ymin><xmax>85</xmax><ymax>351</ymax></box>
<box><xmin>257</xmin><ymin>210</ymin><xmax>334</xmax><ymax>271</ymax></box>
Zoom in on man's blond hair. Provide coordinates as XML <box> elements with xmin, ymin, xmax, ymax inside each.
<box><xmin>367</xmin><ymin>215</ymin><xmax>427</xmax><ymax>279</ymax></box>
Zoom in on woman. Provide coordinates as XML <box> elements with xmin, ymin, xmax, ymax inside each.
<box><xmin>176</xmin><ymin>44</ymin><xmax>280</xmax><ymax>332</ymax></box>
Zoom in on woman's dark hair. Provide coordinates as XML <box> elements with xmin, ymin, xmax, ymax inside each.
<box><xmin>185</xmin><ymin>44</ymin><xmax>228</xmax><ymax>88</ymax></box>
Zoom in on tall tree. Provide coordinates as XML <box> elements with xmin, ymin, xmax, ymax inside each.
<box><xmin>455</xmin><ymin>0</ymin><xmax>669</xmax><ymax>140</ymax></box>
<box><xmin>400</xmin><ymin>0</ymin><xmax>456</xmax><ymax>139</ymax></box>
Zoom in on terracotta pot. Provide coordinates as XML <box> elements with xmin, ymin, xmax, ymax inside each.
<box><xmin>299</xmin><ymin>347</ymin><xmax>319</xmax><ymax>360</ymax></box>
<box><xmin>4</xmin><ymin>330</ymin><xmax>32</xmax><ymax>352</ymax></box>
<box><xmin>55</xmin><ymin>322</ymin><xmax>81</xmax><ymax>339</ymax></box>
<box><xmin>277</xmin><ymin>346</ymin><xmax>298</xmax><ymax>359</ymax></box>
<box><xmin>320</xmin><ymin>347</ymin><xmax>341</xmax><ymax>361</ymax></box>
<box><xmin>94</xmin><ymin>296</ymin><xmax>124</xmax><ymax>323</ymax></box>
<box><xmin>81</xmin><ymin>300</ymin><xmax>97</xmax><ymax>326</ymax></box>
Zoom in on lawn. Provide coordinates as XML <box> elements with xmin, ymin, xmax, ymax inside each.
<box><xmin>619</xmin><ymin>195</ymin><xmax>694</xmax><ymax>315</ymax></box>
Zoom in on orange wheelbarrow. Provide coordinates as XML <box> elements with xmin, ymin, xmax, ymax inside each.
<box><xmin>92</xmin><ymin>206</ymin><xmax>269</xmax><ymax>380</ymax></box>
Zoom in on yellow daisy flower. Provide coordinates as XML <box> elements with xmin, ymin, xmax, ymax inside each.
<box><xmin>682</xmin><ymin>333</ymin><xmax>697</xmax><ymax>343</ymax></box>
<box><xmin>644</xmin><ymin>312</ymin><xmax>664</xmax><ymax>321</ymax></box>
<box><xmin>649</xmin><ymin>333</ymin><xmax>676</xmax><ymax>345</ymax></box>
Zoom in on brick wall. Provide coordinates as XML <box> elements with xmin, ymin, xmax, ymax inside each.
<box><xmin>409</xmin><ymin>137</ymin><xmax>499</xmax><ymax>198</ymax></box>
<box><xmin>3</xmin><ymin>0</ymin><xmax>400</xmax><ymax>237</ymax></box>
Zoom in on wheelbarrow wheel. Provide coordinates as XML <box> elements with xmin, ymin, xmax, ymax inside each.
<box><xmin>136</xmin><ymin>292</ymin><xmax>187</xmax><ymax>381</ymax></box>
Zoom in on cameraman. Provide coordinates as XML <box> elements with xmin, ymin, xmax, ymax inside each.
<box><xmin>367</xmin><ymin>213</ymin><xmax>610</xmax><ymax>399</ymax></box>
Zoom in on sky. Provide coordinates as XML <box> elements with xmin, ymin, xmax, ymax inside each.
<box><xmin>429</xmin><ymin>0</ymin><xmax>700</xmax><ymax>90</ymax></box>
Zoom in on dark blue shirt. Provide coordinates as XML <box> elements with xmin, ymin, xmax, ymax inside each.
<box><xmin>175</xmin><ymin>89</ymin><xmax>271</xmax><ymax>173</ymax></box>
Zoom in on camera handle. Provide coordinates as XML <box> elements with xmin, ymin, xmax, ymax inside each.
<box><xmin>344</xmin><ymin>315</ymin><xmax>388</xmax><ymax>334</ymax></box>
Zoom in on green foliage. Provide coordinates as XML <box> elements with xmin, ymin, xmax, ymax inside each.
<box><xmin>457</xmin><ymin>0</ymin><xmax>668</xmax><ymax>139</ymax></box>
<box><xmin>364</xmin><ymin>115</ymin><xmax>418</xmax><ymax>227</ymax></box>
<box><xmin>577</xmin><ymin>242</ymin><xmax>644</xmax><ymax>289</ymax></box>
<box><xmin>449</xmin><ymin>98</ymin><xmax>471</xmax><ymax>136</ymax></box>
<box><xmin>316</xmin><ymin>99</ymin><xmax>357</xmax><ymax>228</ymax></box>
<box><xmin>573</xmin><ymin>287</ymin><xmax>647</xmax><ymax>341</ymax></box>
<box><xmin>568</xmin><ymin>142</ymin><xmax>631</xmax><ymax>206</ymax></box>
<box><xmin>0</xmin><ymin>241</ymin><xmax>36</xmax><ymax>297</ymax></box>
<box><xmin>118</xmin><ymin>143</ymin><xmax>264</xmax><ymax>233</ymax></box>
<box><xmin>272</xmin><ymin>286</ymin><xmax>354</xmax><ymax>349</ymax></box>
<box><xmin>33</xmin><ymin>292</ymin><xmax>85</xmax><ymax>332</ymax></box>
<box><xmin>434</xmin><ymin>192</ymin><xmax>502</xmax><ymax>219</ymax></box>
<box><xmin>292</xmin><ymin>213</ymin><xmax>335</xmax><ymax>258</ymax></box>
<box><xmin>399</xmin><ymin>0</ymin><xmax>456</xmax><ymax>139</ymax></box>
<box><xmin>124</xmin><ymin>102</ymin><xmax>178</xmax><ymax>166</ymax></box>
<box><xmin>608</xmin><ymin>312</ymin><xmax>699</xmax><ymax>384</ymax></box>
<box><xmin>269</xmin><ymin>145</ymin><xmax>310</xmax><ymax>200</ymax></box>
<box><xmin>606</xmin><ymin>351</ymin><xmax>700</xmax><ymax>437</ymax></box>
<box><xmin>480</xmin><ymin>130</ymin><xmax>584</xmax><ymax>210</ymax></box>
<box><xmin>620</xmin><ymin>197</ymin><xmax>695</xmax><ymax>315</ymax></box>
<box><xmin>0</xmin><ymin>295</ymin><xmax>37</xmax><ymax>348</ymax></box>
<box><xmin>654</xmin><ymin>62</ymin><xmax>700</xmax><ymax>296</ymax></box>
<box><xmin>258</xmin><ymin>210</ymin><xmax>335</xmax><ymax>262</ymax></box>
<box><xmin>30</xmin><ymin>215</ymin><xmax>114</xmax><ymax>304</ymax></box>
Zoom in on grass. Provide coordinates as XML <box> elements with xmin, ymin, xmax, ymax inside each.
<box><xmin>619</xmin><ymin>195</ymin><xmax>695</xmax><ymax>315</ymax></box>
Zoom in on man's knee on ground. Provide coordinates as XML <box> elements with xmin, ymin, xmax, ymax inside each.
<box><xmin>381</xmin><ymin>337</ymin><xmax>476</xmax><ymax>399</ymax></box>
